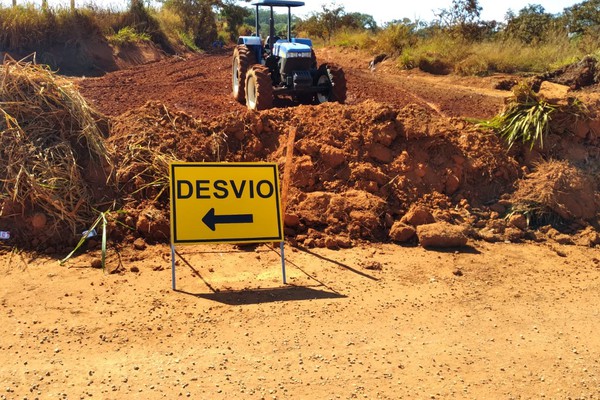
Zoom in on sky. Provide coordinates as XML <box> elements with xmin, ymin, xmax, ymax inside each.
<box><xmin>296</xmin><ymin>0</ymin><xmax>584</xmax><ymax>24</ymax></box>
<box><xmin>0</xmin><ymin>0</ymin><xmax>586</xmax><ymax>24</ymax></box>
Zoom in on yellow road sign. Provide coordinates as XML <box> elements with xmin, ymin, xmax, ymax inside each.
<box><xmin>169</xmin><ymin>162</ymin><xmax>283</xmax><ymax>244</ymax></box>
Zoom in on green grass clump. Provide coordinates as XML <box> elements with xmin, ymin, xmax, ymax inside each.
<box><xmin>107</xmin><ymin>26</ymin><xmax>151</xmax><ymax>46</ymax></box>
<box><xmin>178</xmin><ymin>31</ymin><xmax>200</xmax><ymax>52</ymax></box>
<box><xmin>480</xmin><ymin>80</ymin><xmax>592</xmax><ymax>149</ymax></box>
<box><xmin>479</xmin><ymin>83</ymin><xmax>557</xmax><ymax>149</ymax></box>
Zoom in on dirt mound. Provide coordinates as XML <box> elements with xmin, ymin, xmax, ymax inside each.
<box><xmin>3</xmin><ymin>54</ymin><xmax>599</xmax><ymax>251</ymax></box>
<box><xmin>2</xmin><ymin>35</ymin><xmax>169</xmax><ymax>77</ymax></box>
<box><xmin>510</xmin><ymin>160</ymin><xmax>599</xmax><ymax>222</ymax></box>
<box><xmin>105</xmin><ymin>99</ymin><xmax>521</xmax><ymax>248</ymax></box>
<box><xmin>537</xmin><ymin>55</ymin><xmax>599</xmax><ymax>90</ymax></box>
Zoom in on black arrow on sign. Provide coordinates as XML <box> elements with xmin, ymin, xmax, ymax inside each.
<box><xmin>202</xmin><ymin>208</ymin><xmax>254</xmax><ymax>231</ymax></box>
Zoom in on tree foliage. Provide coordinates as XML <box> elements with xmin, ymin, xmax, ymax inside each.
<box><xmin>435</xmin><ymin>0</ymin><xmax>487</xmax><ymax>40</ymax></box>
<box><xmin>219</xmin><ymin>0</ymin><xmax>250</xmax><ymax>40</ymax></box>
<box><xmin>562</xmin><ymin>0</ymin><xmax>600</xmax><ymax>35</ymax></box>
<box><xmin>296</xmin><ymin>3</ymin><xmax>378</xmax><ymax>43</ymax></box>
<box><xmin>436</xmin><ymin>0</ymin><xmax>482</xmax><ymax>26</ymax></box>
<box><xmin>162</xmin><ymin>0</ymin><xmax>218</xmax><ymax>48</ymax></box>
<box><xmin>504</xmin><ymin>4</ymin><xmax>555</xmax><ymax>44</ymax></box>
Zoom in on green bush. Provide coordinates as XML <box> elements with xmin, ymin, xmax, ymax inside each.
<box><xmin>331</xmin><ymin>29</ymin><xmax>376</xmax><ymax>50</ymax></box>
<box><xmin>107</xmin><ymin>26</ymin><xmax>151</xmax><ymax>46</ymax></box>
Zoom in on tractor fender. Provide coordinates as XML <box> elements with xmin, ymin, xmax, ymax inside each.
<box><xmin>237</xmin><ymin>36</ymin><xmax>262</xmax><ymax>46</ymax></box>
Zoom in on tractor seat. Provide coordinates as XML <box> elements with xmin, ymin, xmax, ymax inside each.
<box><xmin>264</xmin><ymin>36</ymin><xmax>281</xmax><ymax>50</ymax></box>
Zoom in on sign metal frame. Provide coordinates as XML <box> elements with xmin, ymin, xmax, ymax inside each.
<box><xmin>169</xmin><ymin>162</ymin><xmax>287</xmax><ymax>290</ymax></box>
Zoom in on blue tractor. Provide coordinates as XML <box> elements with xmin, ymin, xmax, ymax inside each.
<box><xmin>232</xmin><ymin>0</ymin><xmax>347</xmax><ymax>110</ymax></box>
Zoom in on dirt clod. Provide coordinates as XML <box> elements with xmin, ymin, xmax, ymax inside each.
<box><xmin>417</xmin><ymin>222</ymin><xmax>468</xmax><ymax>248</ymax></box>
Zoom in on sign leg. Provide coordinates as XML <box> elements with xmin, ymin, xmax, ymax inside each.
<box><xmin>280</xmin><ymin>241</ymin><xmax>287</xmax><ymax>284</ymax></box>
<box><xmin>171</xmin><ymin>244</ymin><xmax>176</xmax><ymax>290</ymax></box>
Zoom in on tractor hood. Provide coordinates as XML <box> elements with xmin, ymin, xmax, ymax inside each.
<box><xmin>273</xmin><ymin>42</ymin><xmax>312</xmax><ymax>59</ymax></box>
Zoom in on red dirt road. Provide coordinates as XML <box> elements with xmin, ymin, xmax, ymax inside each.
<box><xmin>1</xmin><ymin>242</ymin><xmax>600</xmax><ymax>399</ymax></box>
<box><xmin>2</xmin><ymin>47</ymin><xmax>599</xmax><ymax>400</ymax></box>
<box><xmin>78</xmin><ymin>47</ymin><xmax>507</xmax><ymax>121</ymax></box>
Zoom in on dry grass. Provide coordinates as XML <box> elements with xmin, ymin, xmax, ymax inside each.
<box><xmin>0</xmin><ymin>56</ymin><xmax>111</xmax><ymax>239</ymax></box>
<box><xmin>511</xmin><ymin>159</ymin><xmax>599</xmax><ymax>222</ymax></box>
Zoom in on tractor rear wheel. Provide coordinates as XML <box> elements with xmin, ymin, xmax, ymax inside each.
<box><xmin>315</xmin><ymin>63</ymin><xmax>347</xmax><ymax>104</ymax></box>
<box><xmin>245</xmin><ymin>65</ymin><xmax>273</xmax><ymax>111</ymax></box>
<box><xmin>232</xmin><ymin>45</ymin><xmax>256</xmax><ymax>103</ymax></box>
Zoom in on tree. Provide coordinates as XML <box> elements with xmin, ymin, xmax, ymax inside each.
<box><xmin>295</xmin><ymin>3</ymin><xmax>377</xmax><ymax>43</ymax></box>
<box><xmin>343</xmin><ymin>12</ymin><xmax>378</xmax><ymax>32</ymax></box>
<box><xmin>504</xmin><ymin>4</ymin><xmax>555</xmax><ymax>44</ymax></box>
<box><xmin>320</xmin><ymin>3</ymin><xmax>345</xmax><ymax>43</ymax></box>
<box><xmin>435</xmin><ymin>0</ymin><xmax>484</xmax><ymax>40</ymax></box>
<box><xmin>562</xmin><ymin>0</ymin><xmax>600</xmax><ymax>35</ymax></box>
<box><xmin>437</xmin><ymin>0</ymin><xmax>482</xmax><ymax>26</ymax></box>
<box><xmin>296</xmin><ymin>14</ymin><xmax>328</xmax><ymax>42</ymax></box>
<box><xmin>162</xmin><ymin>0</ymin><xmax>218</xmax><ymax>48</ymax></box>
<box><xmin>219</xmin><ymin>0</ymin><xmax>250</xmax><ymax>40</ymax></box>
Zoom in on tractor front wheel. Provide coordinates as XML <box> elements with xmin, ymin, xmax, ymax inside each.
<box><xmin>232</xmin><ymin>45</ymin><xmax>256</xmax><ymax>103</ymax></box>
<box><xmin>245</xmin><ymin>65</ymin><xmax>273</xmax><ymax>111</ymax></box>
<box><xmin>315</xmin><ymin>63</ymin><xmax>347</xmax><ymax>104</ymax></box>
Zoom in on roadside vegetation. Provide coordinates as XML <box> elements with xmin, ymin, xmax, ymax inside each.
<box><xmin>0</xmin><ymin>0</ymin><xmax>598</xmax><ymax>76</ymax></box>
<box><xmin>297</xmin><ymin>0</ymin><xmax>600</xmax><ymax>75</ymax></box>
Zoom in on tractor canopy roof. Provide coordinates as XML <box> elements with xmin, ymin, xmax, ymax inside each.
<box><xmin>251</xmin><ymin>0</ymin><xmax>305</xmax><ymax>7</ymax></box>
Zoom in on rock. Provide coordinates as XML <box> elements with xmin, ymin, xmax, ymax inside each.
<box><xmin>284</xmin><ymin>213</ymin><xmax>300</xmax><ymax>228</ymax></box>
<box><xmin>133</xmin><ymin>238</ymin><xmax>147</xmax><ymax>251</ymax></box>
<box><xmin>538</xmin><ymin>81</ymin><xmax>570</xmax><ymax>104</ymax></box>
<box><xmin>504</xmin><ymin>227</ymin><xmax>524</xmax><ymax>242</ymax></box>
<box><xmin>477</xmin><ymin>227</ymin><xmax>504</xmax><ymax>243</ymax></box>
<box><xmin>554</xmin><ymin>234</ymin><xmax>574</xmax><ymax>245</ymax></box>
<box><xmin>368</xmin><ymin>143</ymin><xmax>393</xmax><ymax>163</ymax></box>
<box><xmin>575</xmin><ymin>226</ymin><xmax>600</xmax><ymax>247</ymax></box>
<box><xmin>292</xmin><ymin>155</ymin><xmax>316</xmax><ymax>188</ymax></box>
<box><xmin>324</xmin><ymin>236</ymin><xmax>340</xmax><ymax>249</ymax></box>
<box><xmin>364</xmin><ymin>261</ymin><xmax>383</xmax><ymax>270</ymax></box>
<box><xmin>321</xmin><ymin>145</ymin><xmax>346</xmax><ymax>168</ymax></box>
<box><xmin>31</xmin><ymin>212</ymin><xmax>47</xmax><ymax>230</ymax></box>
<box><xmin>136</xmin><ymin>206</ymin><xmax>170</xmax><ymax>242</ymax></box>
<box><xmin>388</xmin><ymin>222</ymin><xmax>416</xmax><ymax>243</ymax></box>
<box><xmin>417</xmin><ymin>222</ymin><xmax>468</xmax><ymax>248</ymax></box>
<box><xmin>401</xmin><ymin>205</ymin><xmax>435</xmax><ymax>226</ymax></box>
<box><xmin>369</xmin><ymin>121</ymin><xmax>397</xmax><ymax>146</ymax></box>
<box><xmin>489</xmin><ymin>203</ymin><xmax>506</xmax><ymax>214</ymax></box>
<box><xmin>508</xmin><ymin>214</ymin><xmax>528</xmax><ymax>230</ymax></box>
<box><xmin>444</xmin><ymin>174</ymin><xmax>461</xmax><ymax>195</ymax></box>
<box><xmin>574</xmin><ymin>120</ymin><xmax>590</xmax><ymax>139</ymax></box>
<box><xmin>91</xmin><ymin>258</ymin><xmax>103</xmax><ymax>269</ymax></box>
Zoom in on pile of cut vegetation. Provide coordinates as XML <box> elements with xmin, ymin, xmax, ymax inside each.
<box><xmin>0</xmin><ymin>58</ymin><xmax>112</xmax><ymax>249</ymax></box>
